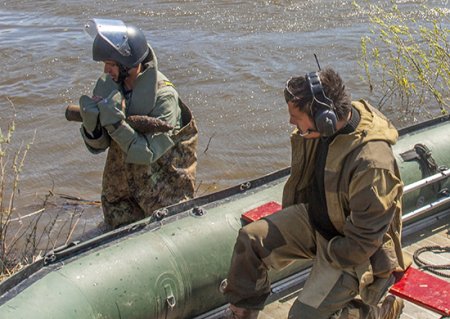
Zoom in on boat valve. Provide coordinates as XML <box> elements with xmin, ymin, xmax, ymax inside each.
<box><xmin>240</xmin><ymin>182</ymin><xmax>251</xmax><ymax>191</ymax></box>
<box><xmin>191</xmin><ymin>206</ymin><xmax>206</xmax><ymax>216</ymax></box>
<box><xmin>154</xmin><ymin>208</ymin><xmax>168</xmax><ymax>220</ymax></box>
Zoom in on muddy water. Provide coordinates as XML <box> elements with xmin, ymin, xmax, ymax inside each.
<box><xmin>0</xmin><ymin>0</ymin><xmax>448</xmax><ymax>250</ymax></box>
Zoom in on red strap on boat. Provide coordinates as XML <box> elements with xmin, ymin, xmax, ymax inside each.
<box><xmin>389</xmin><ymin>266</ymin><xmax>450</xmax><ymax>316</ymax></box>
<box><xmin>241</xmin><ymin>201</ymin><xmax>282</xmax><ymax>223</ymax></box>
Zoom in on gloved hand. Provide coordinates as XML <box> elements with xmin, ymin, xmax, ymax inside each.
<box><xmin>79</xmin><ymin>95</ymin><xmax>100</xmax><ymax>133</ymax></box>
<box><xmin>98</xmin><ymin>90</ymin><xmax>125</xmax><ymax>128</ymax></box>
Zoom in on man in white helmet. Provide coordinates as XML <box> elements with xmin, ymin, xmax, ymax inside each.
<box><xmin>78</xmin><ymin>19</ymin><xmax>198</xmax><ymax>229</ymax></box>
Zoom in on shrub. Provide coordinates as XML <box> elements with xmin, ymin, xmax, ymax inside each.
<box><xmin>0</xmin><ymin>100</ymin><xmax>34</xmax><ymax>279</ymax></box>
<box><xmin>356</xmin><ymin>1</ymin><xmax>449</xmax><ymax>121</ymax></box>
<box><xmin>0</xmin><ymin>100</ymin><xmax>88</xmax><ymax>282</ymax></box>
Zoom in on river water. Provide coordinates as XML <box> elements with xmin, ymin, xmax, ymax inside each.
<box><xmin>0</xmin><ymin>1</ymin><xmax>448</xmax><ymax>250</ymax></box>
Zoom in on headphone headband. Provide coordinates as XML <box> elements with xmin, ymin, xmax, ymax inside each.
<box><xmin>306</xmin><ymin>72</ymin><xmax>334</xmax><ymax>110</ymax></box>
<box><xmin>306</xmin><ymin>71</ymin><xmax>337</xmax><ymax>137</ymax></box>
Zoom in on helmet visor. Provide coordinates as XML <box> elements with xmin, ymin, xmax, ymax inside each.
<box><xmin>85</xmin><ymin>19</ymin><xmax>131</xmax><ymax>57</ymax></box>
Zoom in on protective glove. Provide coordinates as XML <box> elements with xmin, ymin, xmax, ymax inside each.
<box><xmin>79</xmin><ymin>95</ymin><xmax>100</xmax><ymax>133</ymax></box>
<box><xmin>98</xmin><ymin>90</ymin><xmax>125</xmax><ymax>128</ymax></box>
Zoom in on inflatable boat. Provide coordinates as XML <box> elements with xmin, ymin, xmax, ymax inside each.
<box><xmin>0</xmin><ymin>115</ymin><xmax>449</xmax><ymax>319</ymax></box>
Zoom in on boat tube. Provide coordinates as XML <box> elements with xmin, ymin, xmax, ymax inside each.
<box><xmin>0</xmin><ymin>115</ymin><xmax>449</xmax><ymax>319</ymax></box>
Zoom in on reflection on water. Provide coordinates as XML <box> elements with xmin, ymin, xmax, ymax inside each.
<box><xmin>0</xmin><ymin>0</ymin><xmax>447</xmax><ymax>246</ymax></box>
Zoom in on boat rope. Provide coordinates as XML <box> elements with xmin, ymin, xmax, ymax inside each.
<box><xmin>413</xmin><ymin>245</ymin><xmax>450</xmax><ymax>278</ymax></box>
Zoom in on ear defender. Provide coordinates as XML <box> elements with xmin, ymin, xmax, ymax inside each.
<box><xmin>306</xmin><ymin>72</ymin><xmax>337</xmax><ymax>137</ymax></box>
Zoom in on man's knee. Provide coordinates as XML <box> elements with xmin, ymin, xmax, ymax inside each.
<box><xmin>241</xmin><ymin>219</ymin><xmax>269</xmax><ymax>238</ymax></box>
<box><xmin>236</xmin><ymin>219</ymin><xmax>287</xmax><ymax>257</ymax></box>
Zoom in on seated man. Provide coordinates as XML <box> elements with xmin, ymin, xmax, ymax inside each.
<box><xmin>223</xmin><ymin>67</ymin><xmax>407</xmax><ymax>319</ymax></box>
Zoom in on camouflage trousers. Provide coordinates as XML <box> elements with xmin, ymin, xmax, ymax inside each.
<box><xmin>223</xmin><ymin>204</ymin><xmax>392</xmax><ymax>319</ymax></box>
<box><xmin>101</xmin><ymin>137</ymin><xmax>196</xmax><ymax>229</ymax></box>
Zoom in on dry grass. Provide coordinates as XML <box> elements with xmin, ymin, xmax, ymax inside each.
<box><xmin>0</xmin><ymin>100</ymin><xmax>100</xmax><ymax>282</ymax></box>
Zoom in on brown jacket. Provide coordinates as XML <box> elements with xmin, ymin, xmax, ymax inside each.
<box><xmin>283</xmin><ymin>100</ymin><xmax>406</xmax><ymax>305</ymax></box>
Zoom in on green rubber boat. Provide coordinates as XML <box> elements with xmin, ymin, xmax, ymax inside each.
<box><xmin>0</xmin><ymin>115</ymin><xmax>449</xmax><ymax>319</ymax></box>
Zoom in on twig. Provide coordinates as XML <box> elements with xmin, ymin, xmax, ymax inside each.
<box><xmin>194</xmin><ymin>180</ymin><xmax>203</xmax><ymax>196</ymax></box>
<box><xmin>57</xmin><ymin>193</ymin><xmax>101</xmax><ymax>205</ymax></box>
<box><xmin>203</xmin><ymin>132</ymin><xmax>216</xmax><ymax>154</ymax></box>
<box><xmin>65</xmin><ymin>213</ymin><xmax>81</xmax><ymax>246</ymax></box>
<box><xmin>42</xmin><ymin>184</ymin><xmax>55</xmax><ymax>207</ymax></box>
<box><xmin>8</xmin><ymin>208</ymin><xmax>45</xmax><ymax>222</ymax></box>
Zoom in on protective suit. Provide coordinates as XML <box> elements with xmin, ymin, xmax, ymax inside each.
<box><xmin>79</xmin><ymin>20</ymin><xmax>198</xmax><ymax>228</ymax></box>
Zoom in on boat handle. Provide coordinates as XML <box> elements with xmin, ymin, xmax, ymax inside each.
<box><xmin>164</xmin><ymin>284</ymin><xmax>176</xmax><ymax>310</ymax></box>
